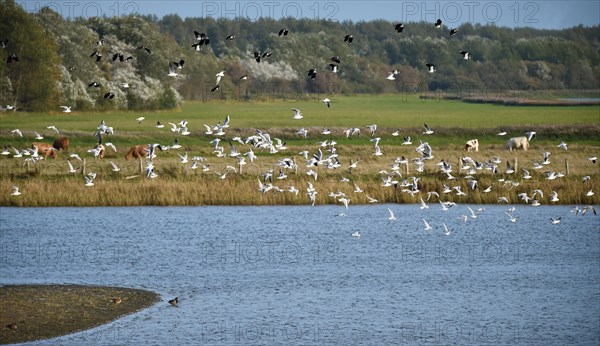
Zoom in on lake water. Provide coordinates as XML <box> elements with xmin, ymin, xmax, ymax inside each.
<box><xmin>1</xmin><ymin>205</ymin><xmax>599</xmax><ymax>345</ymax></box>
<box><xmin>558</xmin><ymin>98</ymin><xmax>600</xmax><ymax>102</ymax></box>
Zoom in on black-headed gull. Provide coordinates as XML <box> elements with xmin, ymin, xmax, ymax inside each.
<box><xmin>291</xmin><ymin>108</ymin><xmax>303</xmax><ymax>119</ymax></box>
<box><xmin>47</xmin><ymin>125</ymin><xmax>59</xmax><ymax>134</ymax></box>
<box><xmin>167</xmin><ymin>62</ymin><xmax>178</xmax><ymax>77</ymax></box>
<box><xmin>215</xmin><ymin>70</ymin><xmax>225</xmax><ymax>85</ymax></box>
<box><xmin>110</xmin><ymin>161</ymin><xmax>120</xmax><ymax>172</ymax></box>
<box><xmin>557</xmin><ymin>141</ymin><xmax>567</xmax><ymax>150</ymax></box>
<box><xmin>443</xmin><ymin>224</ymin><xmax>452</xmax><ymax>235</ymax></box>
<box><xmin>422</xmin><ymin>123</ymin><xmax>433</xmax><ymax>135</ymax></box>
<box><xmin>388</xmin><ymin>208</ymin><xmax>397</xmax><ymax>220</ymax></box>
<box><xmin>505</xmin><ymin>212</ymin><xmax>519</xmax><ymax>222</ymax></box>
<box><xmin>423</xmin><ymin>219</ymin><xmax>432</xmax><ymax>231</ymax></box>
<box><xmin>10</xmin><ymin>185</ymin><xmax>21</xmax><ymax>196</ymax></box>
<box><xmin>386</xmin><ymin>70</ymin><xmax>399</xmax><ymax>80</ymax></box>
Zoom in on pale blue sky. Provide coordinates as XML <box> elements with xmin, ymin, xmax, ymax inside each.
<box><xmin>17</xmin><ymin>1</ymin><xmax>600</xmax><ymax>29</ymax></box>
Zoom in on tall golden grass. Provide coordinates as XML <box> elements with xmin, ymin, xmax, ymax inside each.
<box><xmin>1</xmin><ymin>144</ymin><xmax>598</xmax><ymax>207</ymax></box>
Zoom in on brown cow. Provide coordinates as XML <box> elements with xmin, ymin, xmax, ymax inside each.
<box><xmin>126</xmin><ymin>144</ymin><xmax>150</xmax><ymax>160</ymax></box>
<box><xmin>53</xmin><ymin>137</ymin><xmax>69</xmax><ymax>151</ymax></box>
<box><xmin>32</xmin><ymin>142</ymin><xmax>58</xmax><ymax>159</ymax></box>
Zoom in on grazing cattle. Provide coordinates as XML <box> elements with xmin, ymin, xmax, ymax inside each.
<box><xmin>126</xmin><ymin>144</ymin><xmax>150</xmax><ymax>160</ymax></box>
<box><xmin>505</xmin><ymin>136</ymin><xmax>529</xmax><ymax>151</ymax></box>
<box><xmin>53</xmin><ymin>137</ymin><xmax>69</xmax><ymax>151</ymax></box>
<box><xmin>32</xmin><ymin>142</ymin><xmax>58</xmax><ymax>159</ymax></box>
<box><xmin>464</xmin><ymin>139</ymin><xmax>479</xmax><ymax>152</ymax></box>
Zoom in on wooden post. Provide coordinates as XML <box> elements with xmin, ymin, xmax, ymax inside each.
<box><xmin>293</xmin><ymin>156</ymin><xmax>298</xmax><ymax>175</ymax></box>
<box><xmin>565</xmin><ymin>159</ymin><xmax>569</xmax><ymax>175</ymax></box>
<box><xmin>82</xmin><ymin>158</ymin><xmax>86</xmax><ymax>176</ymax></box>
<box><xmin>139</xmin><ymin>157</ymin><xmax>143</xmax><ymax>175</ymax></box>
<box><xmin>405</xmin><ymin>162</ymin><xmax>410</xmax><ymax>175</ymax></box>
<box><xmin>514</xmin><ymin>157</ymin><xmax>518</xmax><ymax>173</ymax></box>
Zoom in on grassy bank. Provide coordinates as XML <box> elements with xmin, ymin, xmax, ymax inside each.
<box><xmin>0</xmin><ymin>285</ymin><xmax>160</xmax><ymax>344</ymax></box>
<box><xmin>0</xmin><ymin>95</ymin><xmax>598</xmax><ymax>206</ymax></box>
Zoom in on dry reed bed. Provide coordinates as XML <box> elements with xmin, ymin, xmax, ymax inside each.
<box><xmin>1</xmin><ymin>144</ymin><xmax>598</xmax><ymax>206</ymax></box>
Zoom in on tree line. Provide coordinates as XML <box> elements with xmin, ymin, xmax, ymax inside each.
<box><xmin>1</xmin><ymin>0</ymin><xmax>598</xmax><ymax>111</ymax></box>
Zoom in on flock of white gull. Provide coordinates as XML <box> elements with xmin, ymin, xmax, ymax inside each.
<box><xmin>4</xmin><ymin>107</ymin><xmax>598</xmax><ymax>237</ymax></box>
<box><xmin>2</xmin><ymin>19</ymin><xmax>598</xmax><ymax>236</ymax></box>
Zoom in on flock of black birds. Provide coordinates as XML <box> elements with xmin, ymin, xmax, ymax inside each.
<box><xmin>3</xmin><ymin>17</ymin><xmax>471</xmax><ymax>108</ymax></box>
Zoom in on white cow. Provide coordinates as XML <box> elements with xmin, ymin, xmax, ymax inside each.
<box><xmin>505</xmin><ymin>136</ymin><xmax>529</xmax><ymax>151</ymax></box>
<box><xmin>464</xmin><ymin>139</ymin><xmax>479</xmax><ymax>152</ymax></box>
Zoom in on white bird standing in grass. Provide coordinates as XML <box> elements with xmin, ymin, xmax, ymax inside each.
<box><xmin>11</xmin><ymin>185</ymin><xmax>21</xmax><ymax>196</ymax></box>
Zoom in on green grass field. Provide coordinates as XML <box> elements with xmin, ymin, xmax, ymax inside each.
<box><xmin>1</xmin><ymin>94</ymin><xmax>599</xmax><ymax>147</ymax></box>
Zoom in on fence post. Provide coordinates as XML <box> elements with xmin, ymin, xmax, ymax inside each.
<box><xmin>82</xmin><ymin>158</ymin><xmax>86</xmax><ymax>176</ymax></box>
<box><xmin>139</xmin><ymin>157</ymin><xmax>143</xmax><ymax>175</ymax></box>
<box><xmin>565</xmin><ymin>159</ymin><xmax>569</xmax><ymax>175</ymax></box>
